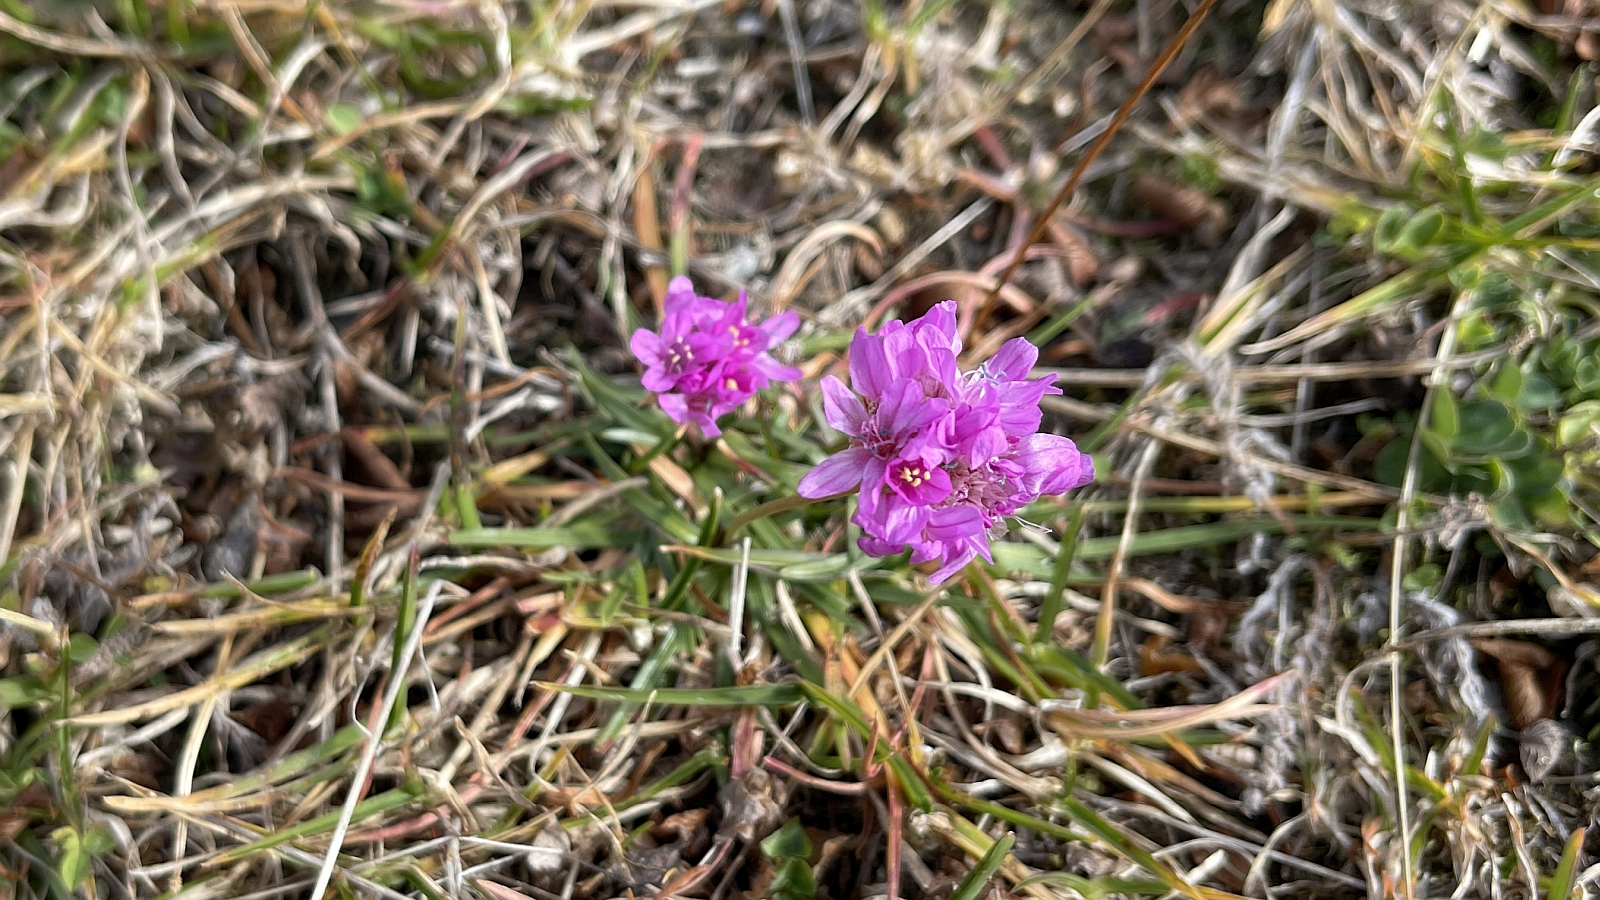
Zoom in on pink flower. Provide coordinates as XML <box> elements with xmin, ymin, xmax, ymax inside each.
<box><xmin>630</xmin><ymin>276</ymin><xmax>800</xmax><ymax>437</ymax></box>
<box><xmin>798</xmin><ymin>301</ymin><xmax>1094</xmax><ymax>583</ymax></box>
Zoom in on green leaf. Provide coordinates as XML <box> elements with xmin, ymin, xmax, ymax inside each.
<box><xmin>1396</xmin><ymin>205</ymin><xmax>1445</xmax><ymax>250</ymax></box>
<box><xmin>599</xmin><ymin>427</ymin><xmax>662</xmax><ymax>445</ymax></box>
<box><xmin>81</xmin><ymin>826</ymin><xmax>115</xmax><ymax>856</ymax></box>
<box><xmin>50</xmin><ymin>827</ymin><xmax>92</xmax><ymax>891</ymax></box>
<box><xmin>355</xmin><ymin>165</ymin><xmax>411</xmax><ymax>220</ymax></box>
<box><xmin>0</xmin><ymin>675</ymin><xmax>52</xmax><ymax>709</ymax></box>
<box><xmin>992</xmin><ymin>516</ymin><xmax>1383</xmax><ymax>577</ymax></box>
<box><xmin>1418</xmin><ymin>427</ymin><xmax>1452</xmax><ymax>471</ymax></box>
<box><xmin>200</xmin><ymin>567</ymin><xmax>321</xmax><ymax>599</ymax></box>
<box><xmin>1015</xmin><ymin>871</ymin><xmax>1169</xmax><ymax>898</ymax></box>
<box><xmin>1037</xmin><ymin>503</ymin><xmax>1086</xmax><ymax>643</ymax></box>
<box><xmin>1573</xmin><ymin>357</ymin><xmax>1600</xmax><ymax>394</ymax></box>
<box><xmin>1374</xmin><ymin>206</ymin><xmax>1409</xmax><ymax>253</ymax></box>
<box><xmin>673</xmin><ymin>546</ymin><xmax>814</xmax><ymax>566</ymax></box>
<box><xmin>1401</xmin><ymin>563</ymin><xmax>1441</xmax><ymax>592</ymax></box>
<box><xmin>93</xmin><ymin>80</ymin><xmax>128</xmax><ymax>127</ymax></box>
<box><xmin>769</xmin><ymin>855</ymin><xmax>816</xmax><ymax>900</ymax></box>
<box><xmin>797</xmin><ymin>681</ymin><xmax>873</xmax><ymax>737</ymax></box>
<box><xmin>324</xmin><ymin>103</ymin><xmax>362</xmax><ymax>136</ymax></box>
<box><xmin>1452</xmin><ymin>398</ymin><xmax>1517</xmax><ymax>455</ymax></box>
<box><xmin>1526</xmin><ymin>491</ymin><xmax>1573</xmax><ymax>528</ymax></box>
<box><xmin>599</xmin><ymin>559</ymin><xmax>646</xmax><ymax>626</ymax></box>
<box><xmin>568</xmin><ymin>353</ymin><xmax>660</xmax><ymax>435</ymax></box>
<box><xmin>612</xmin><ymin>747</ymin><xmax>723</xmax><ymax>813</ymax></box>
<box><xmin>1024</xmin><ymin>644</ymin><xmax>1142</xmax><ymax>709</ymax></box>
<box><xmin>1081</xmin><ymin>515</ymin><xmax>1382</xmax><ymax>557</ymax></box>
<box><xmin>761</xmin><ymin>818</ymin><xmax>812</xmax><ymax>861</ymax></box>
<box><xmin>1431</xmin><ymin>389</ymin><xmax>1459</xmax><ymax>441</ymax></box>
<box><xmin>67</xmin><ymin>633</ymin><xmax>97</xmax><ymax>666</ymax></box>
<box><xmin>1557</xmin><ymin>401</ymin><xmax>1600</xmax><ymax>445</ymax></box>
<box><xmin>778</xmin><ymin>554</ymin><xmax>861</xmax><ymax>581</ymax></box>
<box><xmin>1455</xmin><ymin>310</ymin><xmax>1497</xmax><ymax>351</ymax></box>
<box><xmin>1491</xmin><ymin>429</ymin><xmax>1534</xmax><ymax>458</ymax></box>
<box><xmin>1516</xmin><ymin>371</ymin><xmax>1563</xmax><ymax>411</ymax></box>
<box><xmin>673</xmin><ymin>546</ymin><xmax>882</xmax><ymax>582</ymax></box>
<box><xmin>1508</xmin><ymin>448</ymin><xmax>1563</xmax><ymax>491</ymax></box>
<box><xmin>1054</xmin><ymin>796</ymin><xmax>1196</xmax><ymax>896</ymax></box>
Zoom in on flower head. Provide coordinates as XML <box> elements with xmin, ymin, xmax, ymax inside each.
<box><xmin>630</xmin><ymin>276</ymin><xmax>800</xmax><ymax>436</ymax></box>
<box><xmin>798</xmin><ymin>301</ymin><xmax>1094</xmax><ymax>583</ymax></box>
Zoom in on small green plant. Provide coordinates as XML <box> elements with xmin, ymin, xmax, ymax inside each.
<box><xmin>1366</xmin><ymin>266</ymin><xmax>1598</xmax><ymax>531</ymax></box>
<box><xmin>759</xmin><ymin>818</ymin><xmax>816</xmax><ymax>900</ymax></box>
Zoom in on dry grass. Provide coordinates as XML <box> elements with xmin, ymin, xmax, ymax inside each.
<box><xmin>0</xmin><ymin>1</ymin><xmax>1596</xmax><ymax>899</ymax></box>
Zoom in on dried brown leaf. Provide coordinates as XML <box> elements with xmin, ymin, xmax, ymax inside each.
<box><xmin>1471</xmin><ymin>638</ymin><xmax>1566</xmax><ymax>729</ymax></box>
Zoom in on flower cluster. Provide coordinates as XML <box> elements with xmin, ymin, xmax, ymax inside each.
<box><xmin>630</xmin><ymin>276</ymin><xmax>801</xmax><ymax>437</ymax></box>
<box><xmin>797</xmin><ymin>302</ymin><xmax>1093</xmax><ymax>583</ymax></box>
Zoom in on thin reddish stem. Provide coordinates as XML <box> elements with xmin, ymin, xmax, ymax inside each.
<box><xmin>978</xmin><ymin>0</ymin><xmax>1221</xmax><ymax>322</ymax></box>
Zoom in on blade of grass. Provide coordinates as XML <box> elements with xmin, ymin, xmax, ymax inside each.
<box><xmin>547</xmin><ymin>683</ymin><xmax>803</xmax><ymax>707</ymax></box>
<box><xmin>218</xmin><ymin>786</ymin><xmax>424</xmax><ymax>864</ymax></box>
<box><xmin>597</xmin><ymin>623</ymin><xmax>697</xmax><ymax>742</ymax></box>
<box><xmin>609</xmin><ymin>746</ymin><xmax>723</xmax><ymax>813</ymax></box>
<box><xmin>1548</xmin><ymin>826</ymin><xmax>1584</xmax><ymax>900</ymax></box>
<box><xmin>448</xmin><ymin>523</ymin><xmax>634</xmax><ymax>550</ymax></box>
<box><xmin>657</xmin><ymin>487</ymin><xmax>722</xmax><ymax>613</ymax></box>
<box><xmin>387</xmin><ymin>550</ymin><xmax>421</xmax><ymax>734</ymax></box>
<box><xmin>1036</xmin><ymin>503</ymin><xmax>1085</xmax><ymax>643</ymax></box>
<box><xmin>991</xmin><ymin>515</ymin><xmax>1382</xmax><ymax>575</ymax></box>
<box><xmin>925</xmin><ymin>776</ymin><xmax>1201</xmax><ymax>900</ymax></box>
<box><xmin>947</xmin><ymin>832</ymin><xmax>1014</xmax><ymax>900</ymax></box>
<box><xmin>197</xmin><ymin>567</ymin><xmax>322</xmax><ymax>600</ymax></box>
<box><xmin>725</xmin><ymin>493</ymin><xmax>820</xmax><ymax>539</ymax></box>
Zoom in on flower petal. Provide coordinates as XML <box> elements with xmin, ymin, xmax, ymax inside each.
<box><xmin>629</xmin><ymin>329</ymin><xmax>662</xmax><ymax>366</ymax></box>
<box><xmin>911</xmin><ymin>301</ymin><xmax>961</xmax><ymax>354</ymax></box>
<box><xmin>798</xmin><ymin>448</ymin><xmax>873</xmax><ymax>498</ymax></box>
<box><xmin>994</xmin><ymin>389</ymin><xmax>1046</xmax><ymax>436</ymax></box>
<box><xmin>664</xmin><ymin>276</ymin><xmax>698</xmax><ymax>312</ymax></box>
<box><xmin>873</xmin><ymin>503</ymin><xmax>930</xmax><ymax>545</ymax></box>
<box><xmin>849</xmin><ymin>329</ymin><xmax>892</xmax><ymax>398</ymax></box>
<box><xmin>879</xmin><ymin>380</ymin><xmax>948</xmax><ymax>437</ymax></box>
<box><xmin>761</xmin><ymin>309</ymin><xmax>800</xmax><ymax>344</ymax></box>
<box><xmin>855</xmin><ymin>458</ymin><xmax>888</xmax><ymax>519</ymax></box>
<box><xmin>1018</xmin><ymin>433</ymin><xmax>1095</xmax><ymax>495</ymax></box>
<box><xmin>752</xmin><ymin>356</ymin><xmax>802</xmax><ymax>383</ymax></box>
<box><xmin>820</xmin><ymin>376</ymin><xmax>868</xmax><ymax>436</ymax></box>
<box><xmin>989</xmin><ymin>337</ymin><xmax>1038</xmax><ymax>381</ymax></box>
<box><xmin>927</xmin><ymin>549</ymin><xmax>978</xmax><ymax>585</ymax></box>
<box><xmin>657</xmin><ymin>392</ymin><xmax>690</xmax><ymax>425</ymax></box>
<box><xmin>858</xmin><ymin>536</ymin><xmax>903</xmax><ymax>558</ymax></box>
<box><xmin>926</xmin><ymin>505</ymin><xmax>985</xmax><ymax>541</ymax></box>
<box><xmin>641</xmin><ymin>370</ymin><xmax>678</xmax><ymax>393</ymax></box>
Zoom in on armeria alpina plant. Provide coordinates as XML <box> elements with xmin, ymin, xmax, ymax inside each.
<box><xmin>630</xmin><ymin>276</ymin><xmax>801</xmax><ymax>437</ymax></box>
<box><xmin>798</xmin><ymin>301</ymin><xmax>1094</xmax><ymax>582</ymax></box>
